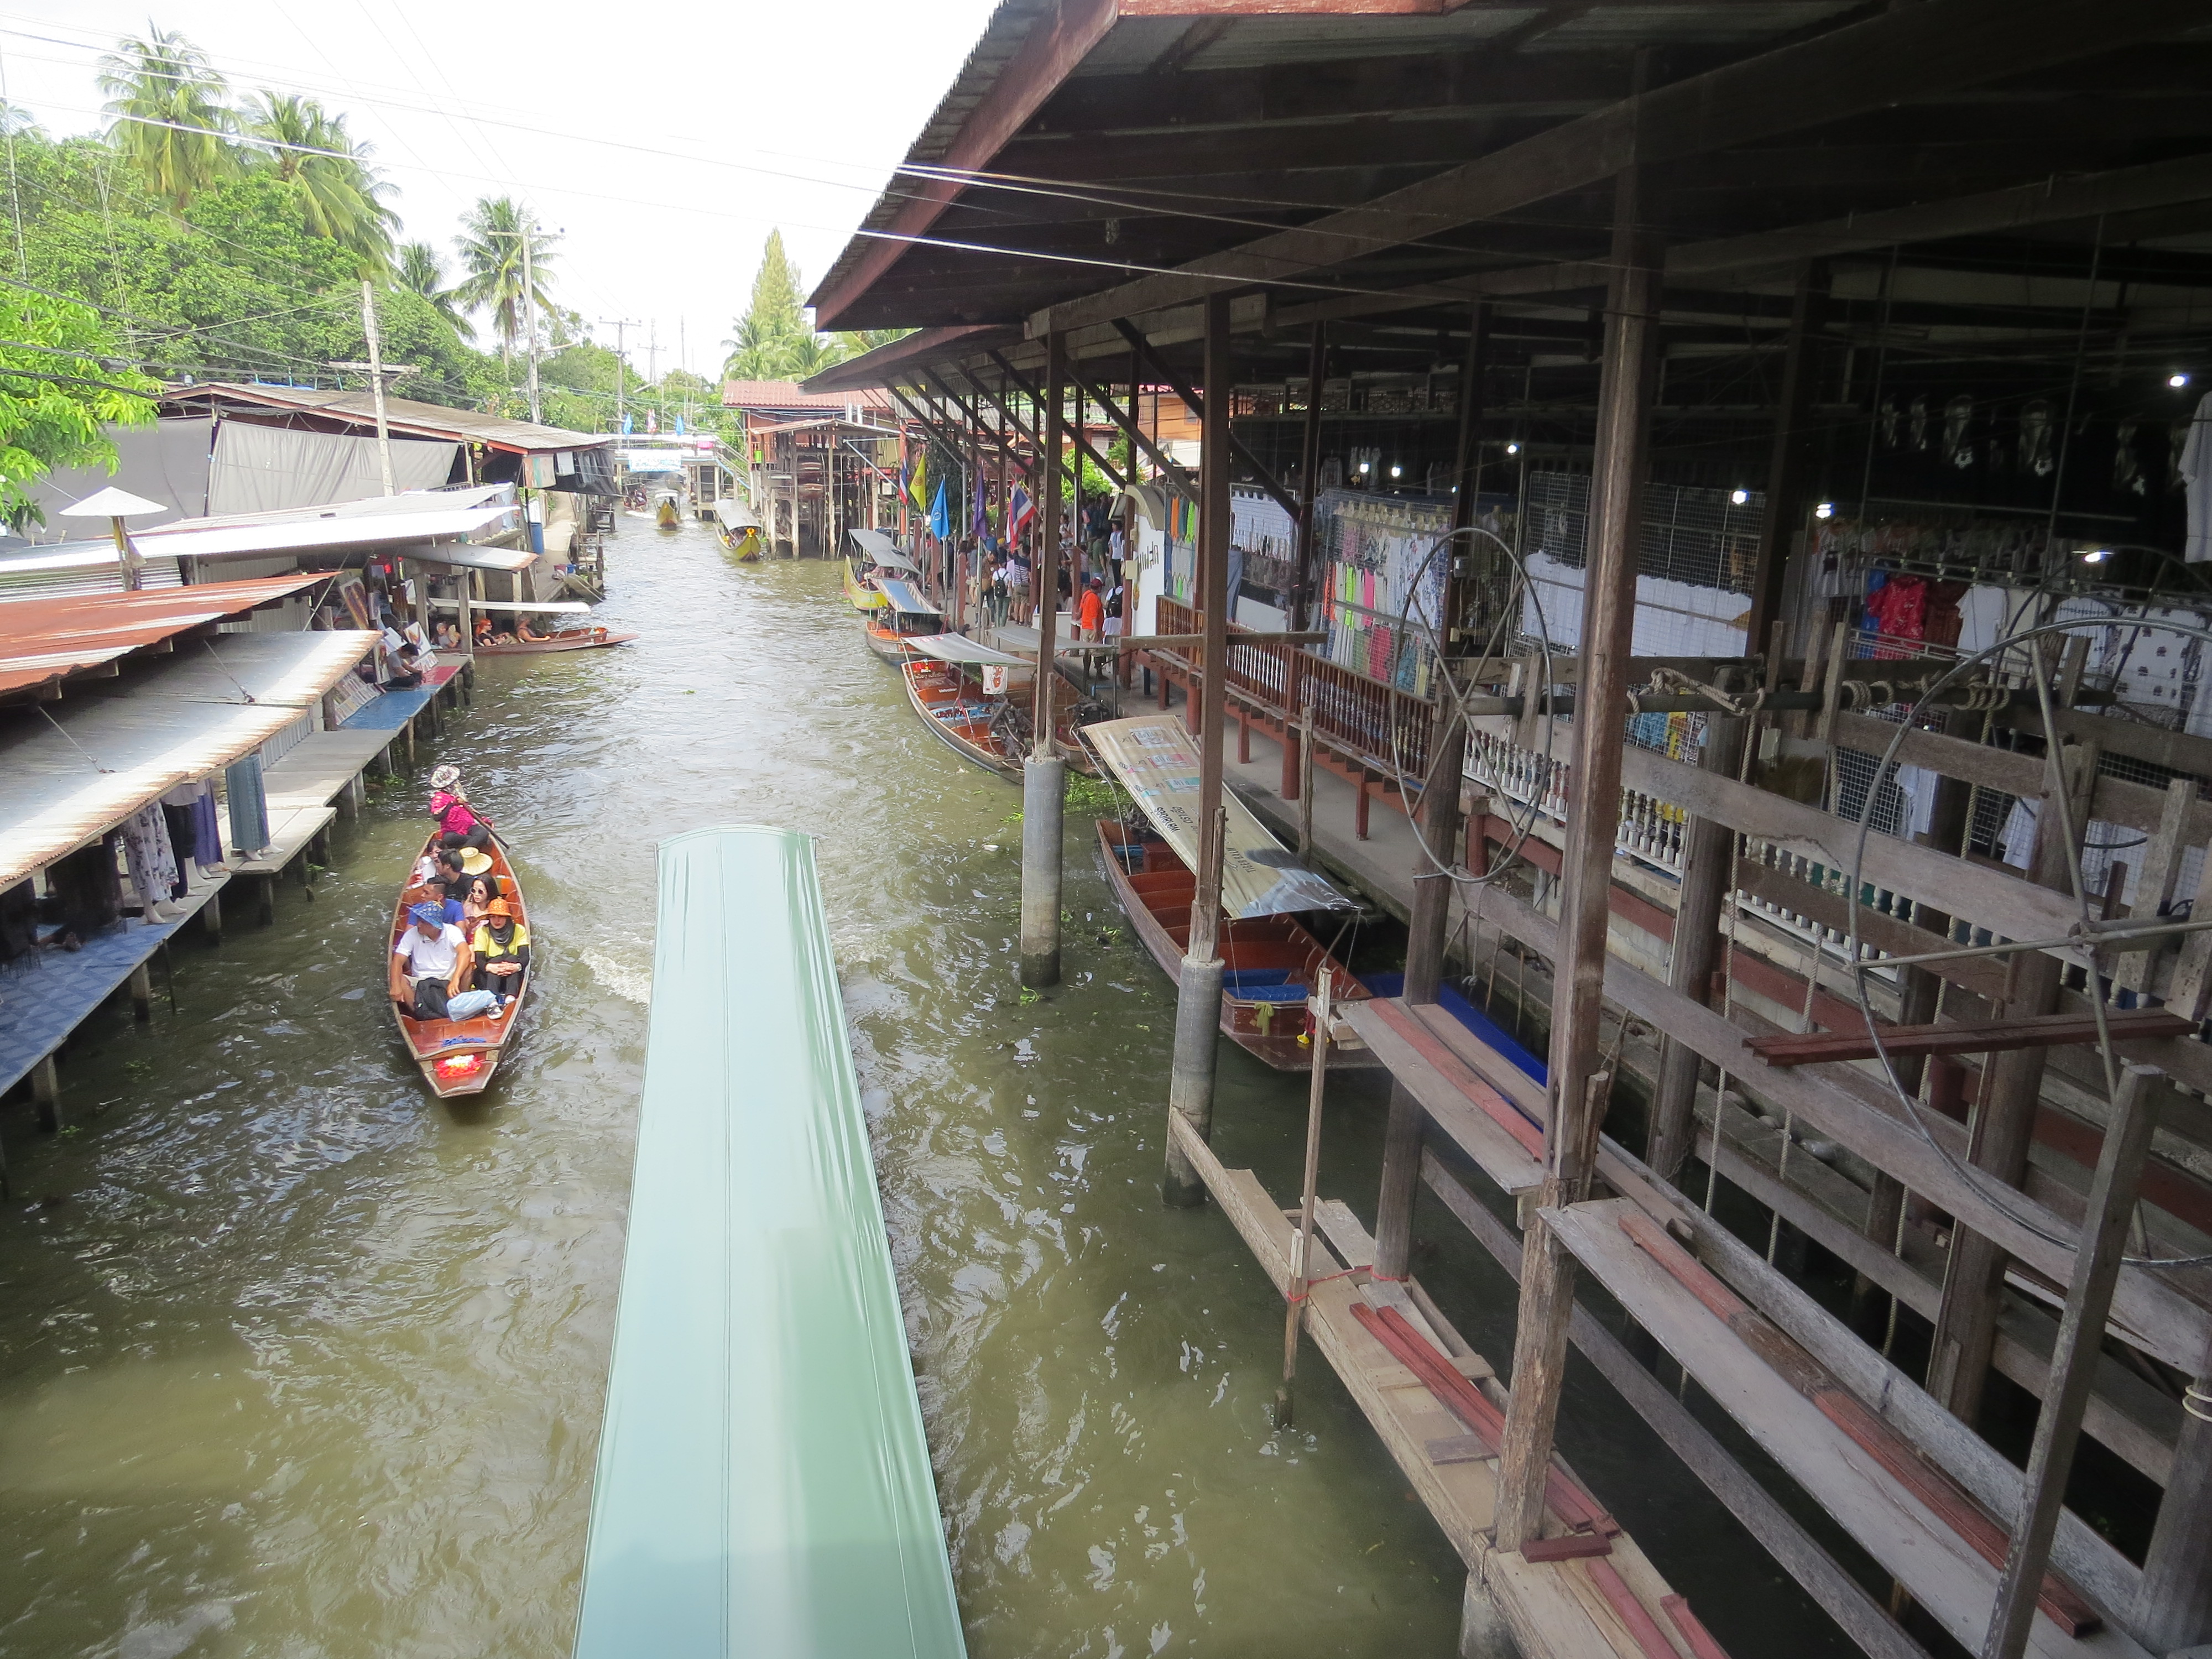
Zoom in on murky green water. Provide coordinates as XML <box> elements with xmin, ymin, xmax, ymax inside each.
<box><xmin>0</xmin><ymin>523</ymin><xmax>1481</xmax><ymax>1657</ymax></box>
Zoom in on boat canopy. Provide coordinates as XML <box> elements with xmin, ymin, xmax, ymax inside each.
<box><xmin>573</xmin><ymin>827</ymin><xmax>967</xmax><ymax>1659</ymax></box>
<box><xmin>847</xmin><ymin>527</ymin><xmax>913</xmax><ymax>570</ymax></box>
<box><xmin>1083</xmin><ymin>713</ymin><xmax>1357</xmax><ymax>917</ymax></box>
<box><xmin>905</xmin><ymin>633</ymin><xmax>1031</xmax><ymax>668</ymax></box>
<box><xmin>711</xmin><ymin>497</ymin><xmax>760</xmax><ymax>532</ymax></box>
<box><xmin>874</xmin><ymin>577</ymin><xmax>940</xmax><ymax>617</ymax></box>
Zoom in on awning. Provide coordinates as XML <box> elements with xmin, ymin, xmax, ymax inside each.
<box><xmin>874</xmin><ymin>577</ymin><xmax>939</xmax><ymax>616</ymax></box>
<box><xmin>0</xmin><ymin>629</ymin><xmax>379</xmax><ymax>887</ymax></box>
<box><xmin>0</xmin><ymin>541</ymin><xmax>184</xmax><ymax>600</ymax></box>
<box><xmin>0</xmin><ymin>572</ymin><xmax>331</xmax><ymax>698</ymax></box>
<box><xmin>402</xmin><ymin>542</ymin><xmax>538</xmax><ymax>573</ymax></box>
<box><xmin>848</xmin><ymin>528</ymin><xmax>909</xmax><ymax>567</ymax></box>
<box><xmin>1084</xmin><ymin>713</ymin><xmax>1354</xmax><ymax>917</ymax></box>
<box><xmin>905</xmin><ymin>633</ymin><xmax>1032</xmax><ymax>667</ymax></box>
<box><xmin>713</xmin><ymin>497</ymin><xmax>760</xmax><ymax>531</ymax></box>
<box><xmin>134</xmin><ymin>491</ymin><xmax>519</xmax><ymax>562</ymax></box>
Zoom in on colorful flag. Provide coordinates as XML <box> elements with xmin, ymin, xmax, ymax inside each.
<box><xmin>1008</xmin><ymin>485</ymin><xmax>1035</xmax><ymax>538</ymax></box>
<box><xmin>907</xmin><ymin>452</ymin><xmax>928</xmax><ymax>513</ymax></box>
<box><xmin>928</xmin><ymin>479</ymin><xmax>950</xmax><ymax>542</ymax></box>
<box><xmin>972</xmin><ymin>470</ymin><xmax>989</xmax><ymax>537</ymax></box>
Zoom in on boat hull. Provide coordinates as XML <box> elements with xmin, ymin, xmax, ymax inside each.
<box><xmin>388</xmin><ymin>831</ymin><xmax>530</xmax><ymax>1097</ymax></box>
<box><xmin>904</xmin><ymin>659</ymin><xmax>1023</xmax><ymax>778</ymax></box>
<box><xmin>1095</xmin><ymin>819</ymin><xmax>1375</xmax><ymax>1071</ymax></box>
<box><xmin>844</xmin><ymin>563</ymin><xmax>888</xmax><ymax>611</ymax></box>
<box><xmin>476</xmin><ymin>629</ymin><xmax>637</xmax><ymax>656</ymax></box>
<box><xmin>866</xmin><ymin>619</ymin><xmax>924</xmax><ymax>664</ymax></box>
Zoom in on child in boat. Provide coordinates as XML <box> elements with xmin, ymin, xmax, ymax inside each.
<box><xmin>472</xmin><ymin>899</ymin><xmax>529</xmax><ymax>1010</ymax></box>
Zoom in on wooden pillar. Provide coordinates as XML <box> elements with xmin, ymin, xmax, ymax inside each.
<box><xmin>129</xmin><ymin>961</ymin><xmax>153</xmax><ymax>1020</ymax></box>
<box><xmin>1280</xmin><ymin>653</ymin><xmax>1305</xmax><ymax>799</ymax></box>
<box><xmin>1982</xmin><ymin>1063</ymin><xmax>2161</xmax><ymax>1659</ymax></box>
<box><xmin>198</xmin><ymin>890</ymin><xmax>222</xmax><ymax>943</ymax></box>
<box><xmin>31</xmin><ymin>1053</ymin><xmax>60</xmax><ymax>1131</ymax></box>
<box><xmin>1646</xmin><ymin>714</ymin><xmax>1745</xmax><ymax>1183</ymax></box>
<box><xmin>1293</xmin><ymin>323</ymin><xmax>1327</xmax><ymax>631</ymax></box>
<box><xmin>256</xmin><ymin>874</ymin><xmax>275</xmax><ymax>928</ymax></box>
<box><xmin>1164</xmin><ymin>292</ymin><xmax>1235</xmax><ymax>1210</ymax></box>
<box><xmin>1927</xmin><ymin>742</ymin><xmax>2097</xmax><ymax>1425</ymax></box>
<box><xmin>1495</xmin><ymin>169</ymin><xmax>1662</xmax><ymax>1553</ymax></box>
<box><xmin>1745</xmin><ymin>260</ymin><xmax>1827</xmax><ymax>653</ymax></box>
<box><xmin>2135</xmin><ymin>1371</ymin><xmax>2212</xmax><ymax>1651</ymax></box>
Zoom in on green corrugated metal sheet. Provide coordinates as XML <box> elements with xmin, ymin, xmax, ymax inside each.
<box><xmin>573</xmin><ymin>826</ymin><xmax>967</xmax><ymax>1659</ymax></box>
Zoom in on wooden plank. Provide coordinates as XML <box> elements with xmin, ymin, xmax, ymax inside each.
<box><xmin>1464</xmin><ymin>879</ymin><xmax>2212</xmax><ymax>1375</ymax></box>
<box><xmin>232</xmin><ymin>806</ymin><xmax>336</xmax><ymax>877</ymax></box>
<box><xmin>1544</xmin><ymin>1199</ymin><xmax>2148</xmax><ymax>1659</ymax></box>
<box><xmin>1746</xmin><ymin>1011</ymin><xmax>2198</xmax><ymax>1068</ymax></box>
<box><xmin>1425</xmin><ymin>1150</ymin><xmax>1932</xmax><ymax>1659</ymax></box>
<box><xmin>1339</xmin><ymin>998</ymin><xmax>1546</xmax><ymax>1194</ymax></box>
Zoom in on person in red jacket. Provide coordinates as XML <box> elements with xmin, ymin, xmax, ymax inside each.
<box><xmin>429</xmin><ymin>789</ymin><xmax>492</xmax><ymax>853</ymax></box>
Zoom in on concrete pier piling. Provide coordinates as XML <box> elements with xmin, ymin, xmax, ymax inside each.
<box><xmin>1162</xmin><ymin>953</ymin><xmax>1225</xmax><ymax>1208</ymax></box>
<box><xmin>1018</xmin><ymin>756</ymin><xmax>1064</xmax><ymax>988</ymax></box>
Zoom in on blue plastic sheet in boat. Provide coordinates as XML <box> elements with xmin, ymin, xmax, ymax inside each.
<box><xmin>572</xmin><ymin>826</ymin><xmax>967</xmax><ymax>1658</ymax></box>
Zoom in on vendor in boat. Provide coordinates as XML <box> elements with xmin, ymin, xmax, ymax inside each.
<box><xmin>390</xmin><ymin>901</ymin><xmax>474</xmax><ymax>1020</ymax></box>
<box><xmin>472</xmin><ymin>898</ymin><xmax>529</xmax><ymax>1010</ymax></box>
<box><xmin>430</xmin><ymin>788</ymin><xmax>492</xmax><ymax>853</ymax></box>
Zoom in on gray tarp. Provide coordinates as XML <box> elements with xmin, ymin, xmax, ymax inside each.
<box><xmin>20</xmin><ymin>418</ymin><xmax>213</xmax><ymax>542</ymax></box>
<box><xmin>207</xmin><ymin>422</ymin><xmax>460</xmax><ymax>515</ymax></box>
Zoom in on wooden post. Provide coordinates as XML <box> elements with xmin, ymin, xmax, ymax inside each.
<box><xmin>1164</xmin><ymin>292</ymin><xmax>1234</xmax><ymax>1209</ymax></box>
<box><xmin>1281</xmin><ymin>651</ymin><xmax>1305</xmax><ymax>799</ymax></box>
<box><xmin>2134</xmin><ymin>1370</ymin><xmax>2212</xmax><ymax>1651</ymax></box>
<box><xmin>1298</xmin><ymin>704</ymin><xmax>1316</xmax><ymax>860</ymax></box>
<box><xmin>129</xmin><ymin>960</ymin><xmax>153</xmax><ymax>1020</ymax></box>
<box><xmin>1020</xmin><ymin>331</ymin><xmax>1069</xmax><ymax>990</ymax></box>
<box><xmin>31</xmin><ymin>1052</ymin><xmax>60</xmax><ymax>1131</ymax></box>
<box><xmin>1981</xmin><ymin>1063</ymin><xmax>2162</xmax><ymax>1659</ymax></box>
<box><xmin>1745</xmin><ymin>260</ymin><xmax>1827</xmax><ymax>651</ymax></box>
<box><xmin>198</xmin><ymin>890</ymin><xmax>222</xmax><ymax>944</ymax></box>
<box><xmin>1494</xmin><ymin>169</ymin><xmax>1662</xmax><ymax>1553</ymax></box>
<box><xmin>1927</xmin><ymin>742</ymin><xmax>2098</xmax><ymax>1424</ymax></box>
<box><xmin>1293</xmin><ymin>323</ymin><xmax>1326</xmax><ymax>631</ymax></box>
<box><xmin>1646</xmin><ymin>713</ymin><xmax>1745</xmax><ymax>1182</ymax></box>
<box><xmin>1279</xmin><ymin>967</ymin><xmax>1334</xmax><ymax>1427</ymax></box>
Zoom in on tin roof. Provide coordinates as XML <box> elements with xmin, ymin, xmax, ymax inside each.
<box><xmin>160</xmin><ymin>383</ymin><xmax>613</xmax><ymax>455</ymax></box>
<box><xmin>134</xmin><ymin>488</ymin><xmax>519</xmax><ymax>562</ymax></box>
<box><xmin>721</xmin><ymin>380</ymin><xmax>895</xmax><ymax>412</ymax></box>
<box><xmin>0</xmin><ymin>573</ymin><xmax>330</xmax><ymax>700</ymax></box>
<box><xmin>0</xmin><ymin>628</ymin><xmax>379</xmax><ymax>886</ymax></box>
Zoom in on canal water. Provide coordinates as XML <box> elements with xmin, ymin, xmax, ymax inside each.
<box><xmin>0</xmin><ymin>520</ymin><xmax>1849</xmax><ymax>1658</ymax></box>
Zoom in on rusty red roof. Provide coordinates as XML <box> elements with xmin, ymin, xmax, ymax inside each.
<box><xmin>0</xmin><ymin>572</ymin><xmax>330</xmax><ymax>700</ymax></box>
<box><xmin>721</xmin><ymin>381</ymin><xmax>895</xmax><ymax>412</ymax></box>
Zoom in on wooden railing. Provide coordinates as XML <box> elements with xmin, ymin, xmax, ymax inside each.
<box><xmin>1156</xmin><ymin>598</ymin><xmax>1435</xmax><ymax>785</ymax></box>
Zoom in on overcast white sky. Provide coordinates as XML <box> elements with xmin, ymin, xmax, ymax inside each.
<box><xmin>0</xmin><ymin>0</ymin><xmax>1001</xmax><ymax>377</ymax></box>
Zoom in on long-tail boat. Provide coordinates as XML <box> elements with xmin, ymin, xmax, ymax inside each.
<box><xmin>388</xmin><ymin>832</ymin><xmax>529</xmax><ymax>1097</ymax></box>
<box><xmin>865</xmin><ymin>577</ymin><xmax>944</xmax><ymax>664</ymax></box>
<box><xmin>475</xmin><ymin>625</ymin><xmax>638</xmax><ymax>656</ymax></box>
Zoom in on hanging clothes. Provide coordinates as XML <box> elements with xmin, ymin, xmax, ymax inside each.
<box><xmin>227</xmin><ymin>754</ymin><xmax>270</xmax><ymax>858</ymax></box>
<box><xmin>120</xmin><ymin>805</ymin><xmax>179</xmax><ymax>916</ymax></box>
<box><xmin>1864</xmin><ymin>571</ymin><xmax>1928</xmax><ymax>657</ymax></box>
<box><xmin>2182</xmin><ymin>390</ymin><xmax>2212</xmax><ymax>562</ymax></box>
<box><xmin>159</xmin><ymin>783</ymin><xmax>199</xmax><ymax>898</ymax></box>
<box><xmin>190</xmin><ymin>781</ymin><xmax>225</xmax><ymax>872</ymax></box>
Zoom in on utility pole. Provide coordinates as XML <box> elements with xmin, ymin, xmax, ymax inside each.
<box><xmin>601</xmin><ymin>317</ymin><xmax>639</xmax><ymax>432</ymax></box>
<box><xmin>361</xmin><ymin>279</ymin><xmax>393</xmax><ymax>495</ymax></box>
<box><xmin>521</xmin><ymin>219</ymin><xmax>541</xmax><ymax>425</ymax></box>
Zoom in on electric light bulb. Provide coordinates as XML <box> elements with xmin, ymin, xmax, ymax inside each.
<box><xmin>1730</xmin><ymin>488</ymin><xmax>1749</xmax><ymax>505</ymax></box>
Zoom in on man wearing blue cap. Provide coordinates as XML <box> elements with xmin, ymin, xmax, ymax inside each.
<box><xmin>389</xmin><ymin>900</ymin><xmax>473</xmax><ymax>1020</ymax></box>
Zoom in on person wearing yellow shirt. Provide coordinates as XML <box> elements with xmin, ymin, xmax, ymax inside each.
<box><xmin>472</xmin><ymin>898</ymin><xmax>530</xmax><ymax>1013</ymax></box>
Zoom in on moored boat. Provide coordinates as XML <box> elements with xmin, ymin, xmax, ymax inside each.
<box><xmin>901</xmin><ymin>643</ymin><xmax>1029</xmax><ymax>778</ymax></box>
<box><xmin>865</xmin><ymin>576</ymin><xmax>943</xmax><ymax>664</ymax></box>
<box><xmin>1096</xmin><ymin>818</ymin><xmax>1375</xmax><ymax>1070</ymax></box>
<box><xmin>843</xmin><ymin>528</ymin><xmax>919</xmax><ymax>611</ymax></box>
<box><xmin>388</xmin><ymin>832</ymin><xmax>530</xmax><ymax>1097</ymax></box>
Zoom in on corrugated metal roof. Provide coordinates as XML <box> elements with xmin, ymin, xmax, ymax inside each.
<box><xmin>161</xmin><ymin>383</ymin><xmax>614</xmax><ymax>455</ymax></box>
<box><xmin>0</xmin><ymin>629</ymin><xmax>379</xmax><ymax>886</ymax></box>
<box><xmin>721</xmin><ymin>380</ymin><xmax>895</xmax><ymax>410</ymax></box>
<box><xmin>0</xmin><ymin>573</ymin><xmax>329</xmax><ymax>699</ymax></box>
<box><xmin>0</xmin><ymin>542</ymin><xmax>184</xmax><ymax>601</ymax></box>
<box><xmin>134</xmin><ymin>489</ymin><xmax>519</xmax><ymax>562</ymax></box>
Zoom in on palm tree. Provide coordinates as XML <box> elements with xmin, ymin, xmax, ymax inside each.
<box><xmin>397</xmin><ymin>241</ymin><xmax>468</xmax><ymax>333</ymax></box>
<box><xmin>98</xmin><ymin>28</ymin><xmax>235</xmax><ymax>210</ymax></box>
<box><xmin>241</xmin><ymin>93</ymin><xmax>399</xmax><ymax>273</ymax></box>
<box><xmin>452</xmin><ymin>197</ymin><xmax>557</xmax><ymax>364</ymax></box>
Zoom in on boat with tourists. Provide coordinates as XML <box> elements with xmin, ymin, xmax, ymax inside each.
<box><xmin>475</xmin><ymin>624</ymin><xmax>637</xmax><ymax>656</ymax></box>
<box><xmin>388</xmin><ymin>815</ymin><xmax>530</xmax><ymax>1098</ymax></box>
<box><xmin>713</xmin><ymin>497</ymin><xmax>763</xmax><ymax>560</ymax></box>
<box><xmin>1084</xmin><ymin>713</ymin><xmax>1373</xmax><ymax>1071</ymax></box>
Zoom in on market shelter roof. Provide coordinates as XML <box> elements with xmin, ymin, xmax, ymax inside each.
<box><xmin>0</xmin><ymin>572</ymin><xmax>330</xmax><ymax>701</ymax></box>
<box><xmin>160</xmin><ymin>383</ymin><xmax>611</xmax><ymax>456</ymax></box>
<box><xmin>133</xmin><ymin>488</ymin><xmax>519</xmax><ymax>564</ymax></box>
<box><xmin>0</xmin><ymin>629</ymin><xmax>378</xmax><ymax>888</ymax></box>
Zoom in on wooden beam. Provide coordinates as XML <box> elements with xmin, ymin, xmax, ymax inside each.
<box><xmin>1422</xmin><ymin>1149</ymin><xmax>1932</xmax><ymax>1659</ymax></box>
<box><xmin>1109</xmin><ymin>319</ymin><xmax>1302</xmax><ymax>520</ymax></box>
<box><xmin>1983</xmin><ymin>1063</ymin><xmax>2162</xmax><ymax>1659</ymax></box>
<box><xmin>1061</xmin><ymin>356</ymin><xmax>1195</xmax><ymax>495</ymax></box>
<box><xmin>1029</xmin><ymin>0</ymin><xmax>2208</xmax><ymax>337</ymax></box>
<box><xmin>1460</xmin><ymin>877</ymin><xmax>2212</xmax><ymax>1374</ymax></box>
<box><xmin>1747</xmin><ymin>262</ymin><xmax>1826</xmax><ymax>653</ymax></box>
<box><xmin>2133</xmin><ymin>1375</ymin><xmax>2212</xmax><ymax>1651</ymax></box>
<box><xmin>1746</xmin><ymin>1010</ymin><xmax>2198</xmax><ymax>1069</ymax></box>
<box><xmin>987</xmin><ymin>350</ymin><xmax>1126</xmax><ymax>492</ymax></box>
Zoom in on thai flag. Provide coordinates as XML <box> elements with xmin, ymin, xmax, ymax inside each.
<box><xmin>1008</xmin><ymin>484</ymin><xmax>1035</xmax><ymax>538</ymax></box>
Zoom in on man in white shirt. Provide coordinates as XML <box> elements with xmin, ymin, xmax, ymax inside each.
<box><xmin>389</xmin><ymin>901</ymin><xmax>473</xmax><ymax>1019</ymax></box>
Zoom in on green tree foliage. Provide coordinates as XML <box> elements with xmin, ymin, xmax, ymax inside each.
<box><xmin>452</xmin><ymin>196</ymin><xmax>558</xmax><ymax>364</ymax></box>
<box><xmin>0</xmin><ymin>287</ymin><xmax>159</xmax><ymax>530</ymax></box>
<box><xmin>717</xmin><ymin>230</ymin><xmax>900</xmax><ymax>383</ymax></box>
<box><xmin>241</xmin><ymin>93</ymin><xmax>398</xmax><ymax>274</ymax></box>
<box><xmin>97</xmin><ymin>28</ymin><xmax>234</xmax><ymax>211</ymax></box>
<box><xmin>396</xmin><ymin>241</ymin><xmax>467</xmax><ymax>332</ymax></box>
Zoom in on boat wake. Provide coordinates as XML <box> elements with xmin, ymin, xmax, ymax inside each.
<box><xmin>579</xmin><ymin>946</ymin><xmax>653</xmax><ymax>1004</ymax></box>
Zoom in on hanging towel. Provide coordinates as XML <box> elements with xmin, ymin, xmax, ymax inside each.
<box><xmin>227</xmin><ymin>754</ymin><xmax>270</xmax><ymax>857</ymax></box>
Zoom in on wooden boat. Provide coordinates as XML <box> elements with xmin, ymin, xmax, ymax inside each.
<box><xmin>1096</xmin><ymin>817</ymin><xmax>1375</xmax><ymax>1071</ymax></box>
<box><xmin>865</xmin><ymin>576</ymin><xmax>943</xmax><ymax>664</ymax></box>
<box><xmin>475</xmin><ymin>625</ymin><xmax>638</xmax><ymax>656</ymax></box>
<box><xmin>903</xmin><ymin>657</ymin><xmax>1026</xmax><ymax>777</ymax></box>
<box><xmin>713</xmin><ymin>498</ymin><xmax>762</xmax><ymax>560</ymax></box>
<box><xmin>655</xmin><ymin>497</ymin><xmax>682</xmax><ymax>530</ymax></box>
<box><xmin>844</xmin><ymin>559</ymin><xmax>889</xmax><ymax>611</ymax></box>
<box><xmin>388</xmin><ymin>833</ymin><xmax>529</xmax><ymax>1097</ymax></box>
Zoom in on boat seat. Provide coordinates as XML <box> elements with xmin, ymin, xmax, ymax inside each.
<box><xmin>1222</xmin><ymin>969</ymin><xmax>1292</xmax><ymax>990</ymax></box>
<box><xmin>1235</xmin><ymin>983</ymin><xmax>1310</xmax><ymax>1004</ymax></box>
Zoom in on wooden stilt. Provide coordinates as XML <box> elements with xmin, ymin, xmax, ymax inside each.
<box><xmin>1495</xmin><ymin>166</ymin><xmax>1662</xmax><ymax>1554</ymax></box>
<box><xmin>199</xmin><ymin>890</ymin><xmax>222</xmax><ymax>943</ymax></box>
<box><xmin>1292</xmin><ymin>324</ymin><xmax>1327</xmax><ymax>632</ymax></box>
<box><xmin>1280</xmin><ymin>656</ymin><xmax>1305</xmax><ymax>799</ymax></box>
<box><xmin>128</xmin><ymin>961</ymin><xmax>153</xmax><ymax>1021</ymax></box>
<box><xmin>255</xmin><ymin>873</ymin><xmax>275</xmax><ymax>928</ymax></box>
<box><xmin>31</xmin><ymin>1054</ymin><xmax>59</xmax><ymax>1131</ymax></box>
<box><xmin>2134</xmin><ymin>1371</ymin><xmax>2212</xmax><ymax>1651</ymax></box>
<box><xmin>1646</xmin><ymin>713</ymin><xmax>1744</xmax><ymax>1183</ymax></box>
<box><xmin>1981</xmin><ymin>1063</ymin><xmax>2161</xmax><ymax>1659</ymax></box>
<box><xmin>1278</xmin><ymin>967</ymin><xmax>1334</xmax><ymax>1427</ymax></box>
